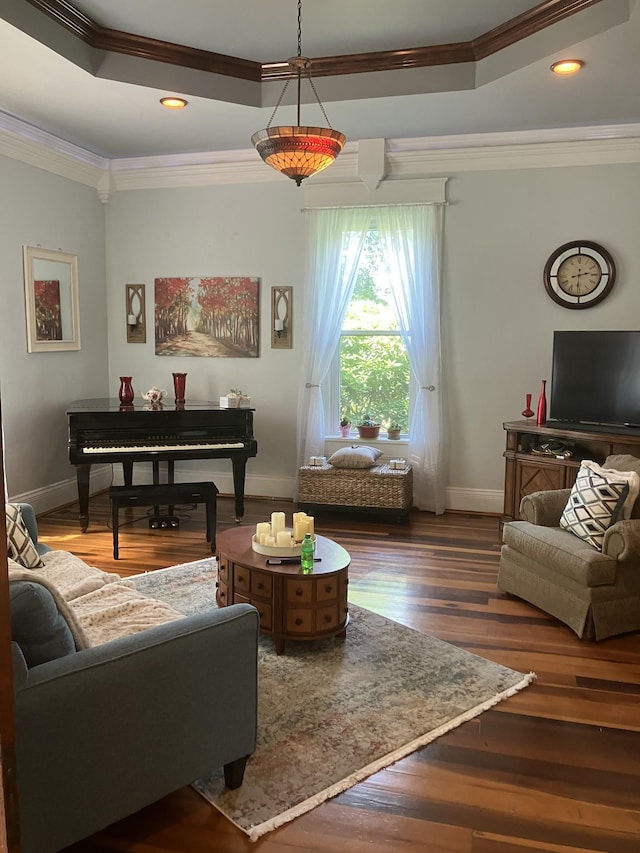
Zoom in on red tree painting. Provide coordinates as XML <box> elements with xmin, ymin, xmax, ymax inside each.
<box><xmin>34</xmin><ymin>280</ymin><xmax>63</xmax><ymax>341</ymax></box>
<box><xmin>154</xmin><ymin>277</ymin><xmax>259</xmax><ymax>357</ymax></box>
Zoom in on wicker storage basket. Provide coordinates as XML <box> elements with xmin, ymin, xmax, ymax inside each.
<box><xmin>297</xmin><ymin>463</ymin><xmax>413</xmax><ymax>517</ymax></box>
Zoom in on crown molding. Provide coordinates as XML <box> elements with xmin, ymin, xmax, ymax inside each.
<box><xmin>25</xmin><ymin>0</ymin><xmax>606</xmax><ymax>82</ymax></box>
<box><xmin>2</xmin><ymin>111</ymin><xmax>640</xmax><ymax>196</ymax></box>
<box><xmin>0</xmin><ymin>111</ymin><xmax>106</xmax><ymax>186</ymax></box>
<box><xmin>388</xmin><ymin>136</ymin><xmax>640</xmax><ymax>177</ymax></box>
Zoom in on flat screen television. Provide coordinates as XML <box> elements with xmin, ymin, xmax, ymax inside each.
<box><xmin>550</xmin><ymin>330</ymin><xmax>640</xmax><ymax>429</ymax></box>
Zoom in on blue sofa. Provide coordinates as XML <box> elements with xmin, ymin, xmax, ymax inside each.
<box><xmin>10</xmin><ymin>504</ymin><xmax>259</xmax><ymax>853</ymax></box>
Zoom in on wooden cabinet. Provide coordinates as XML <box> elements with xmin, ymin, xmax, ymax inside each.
<box><xmin>503</xmin><ymin>420</ymin><xmax>640</xmax><ymax>522</ymax></box>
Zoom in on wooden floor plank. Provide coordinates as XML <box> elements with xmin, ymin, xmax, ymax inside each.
<box><xmin>30</xmin><ymin>494</ymin><xmax>640</xmax><ymax>853</ymax></box>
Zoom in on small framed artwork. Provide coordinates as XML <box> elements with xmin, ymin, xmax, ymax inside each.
<box><xmin>23</xmin><ymin>245</ymin><xmax>80</xmax><ymax>352</ymax></box>
<box><xmin>126</xmin><ymin>284</ymin><xmax>146</xmax><ymax>343</ymax></box>
<box><xmin>272</xmin><ymin>286</ymin><xmax>292</xmax><ymax>349</ymax></box>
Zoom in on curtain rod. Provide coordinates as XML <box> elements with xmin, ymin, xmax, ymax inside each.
<box><xmin>300</xmin><ymin>201</ymin><xmax>448</xmax><ymax>211</ymax></box>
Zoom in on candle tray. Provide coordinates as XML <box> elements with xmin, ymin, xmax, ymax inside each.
<box><xmin>251</xmin><ymin>529</ymin><xmax>309</xmax><ymax>557</ymax></box>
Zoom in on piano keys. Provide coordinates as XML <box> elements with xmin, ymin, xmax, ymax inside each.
<box><xmin>67</xmin><ymin>398</ymin><xmax>257</xmax><ymax>531</ymax></box>
<box><xmin>82</xmin><ymin>441</ymin><xmax>245</xmax><ymax>455</ymax></box>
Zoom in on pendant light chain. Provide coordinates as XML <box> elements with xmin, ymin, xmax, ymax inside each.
<box><xmin>296</xmin><ymin>0</ymin><xmax>303</xmax><ymax>126</ymax></box>
<box><xmin>308</xmin><ymin>77</ymin><xmax>333</xmax><ymax>128</ymax></box>
<box><xmin>297</xmin><ymin>0</ymin><xmax>333</xmax><ymax>128</ymax></box>
<box><xmin>264</xmin><ymin>0</ymin><xmax>333</xmax><ymax>130</ymax></box>
<box><xmin>265</xmin><ymin>81</ymin><xmax>291</xmax><ymax>129</ymax></box>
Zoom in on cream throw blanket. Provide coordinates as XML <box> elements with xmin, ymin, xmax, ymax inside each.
<box><xmin>9</xmin><ymin>550</ymin><xmax>184</xmax><ymax>648</ymax></box>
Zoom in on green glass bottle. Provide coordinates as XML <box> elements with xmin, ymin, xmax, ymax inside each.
<box><xmin>300</xmin><ymin>532</ymin><xmax>315</xmax><ymax>574</ymax></box>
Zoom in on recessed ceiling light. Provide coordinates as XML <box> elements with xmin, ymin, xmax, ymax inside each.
<box><xmin>550</xmin><ymin>59</ymin><xmax>584</xmax><ymax>76</ymax></box>
<box><xmin>160</xmin><ymin>96</ymin><xmax>188</xmax><ymax>109</ymax></box>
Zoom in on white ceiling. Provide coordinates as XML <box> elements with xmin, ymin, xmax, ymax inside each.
<box><xmin>0</xmin><ymin>0</ymin><xmax>638</xmax><ymax>160</ymax></box>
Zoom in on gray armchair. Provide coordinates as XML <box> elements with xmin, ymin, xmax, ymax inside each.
<box><xmin>10</xmin><ymin>507</ymin><xmax>259</xmax><ymax>853</ymax></box>
<box><xmin>498</xmin><ymin>454</ymin><xmax>640</xmax><ymax>641</ymax></box>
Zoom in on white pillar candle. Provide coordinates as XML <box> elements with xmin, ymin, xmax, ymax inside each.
<box><xmin>265</xmin><ymin>535</ymin><xmax>276</xmax><ymax>547</ymax></box>
<box><xmin>271</xmin><ymin>511</ymin><xmax>286</xmax><ymax>537</ymax></box>
<box><xmin>276</xmin><ymin>531</ymin><xmax>292</xmax><ymax>547</ymax></box>
<box><xmin>306</xmin><ymin>517</ymin><xmax>315</xmax><ymax>537</ymax></box>
<box><xmin>256</xmin><ymin>522</ymin><xmax>271</xmax><ymax>538</ymax></box>
<box><xmin>294</xmin><ymin>520</ymin><xmax>307</xmax><ymax>542</ymax></box>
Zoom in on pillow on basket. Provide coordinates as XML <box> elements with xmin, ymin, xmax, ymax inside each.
<box><xmin>559</xmin><ymin>460</ymin><xmax>640</xmax><ymax>550</ymax></box>
<box><xmin>5</xmin><ymin>503</ymin><xmax>44</xmax><ymax>569</ymax></box>
<box><xmin>327</xmin><ymin>446</ymin><xmax>383</xmax><ymax>469</ymax></box>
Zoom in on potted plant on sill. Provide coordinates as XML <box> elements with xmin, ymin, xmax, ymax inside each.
<box><xmin>357</xmin><ymin>417</ymin><xmax>381</xmax><ymax>439</ymax></box>
<box><xmin>339</xmin><ymin>417</ymin><xmax>352</xmax><ymax>438</ymax></box>
<box><xmin>387</xmin><ymin>422</ymin><xmax>402</xmax><ymax>440</ymax></box>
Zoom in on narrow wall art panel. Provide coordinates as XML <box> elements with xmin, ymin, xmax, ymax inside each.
<box><xmin>154</xmin><ymin>277</ymin><xmax>259</xmax><ymax>357</ymax></box>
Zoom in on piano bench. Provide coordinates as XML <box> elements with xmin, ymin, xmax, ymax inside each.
<box><xmin>109</xmin><ymin>481</ymin><xmax>219</xmax><ymax>559</ymax></box>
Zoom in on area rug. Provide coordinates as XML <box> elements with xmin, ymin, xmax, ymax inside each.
<box><xmin>133</xmin><ymin>559</ymin><xmax>535</xmax><ymax>841</ymax></box>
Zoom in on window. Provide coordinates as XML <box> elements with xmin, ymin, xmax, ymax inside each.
<box><xmin>300</xmin><ymin>200</ymin><xmax>445</xmax><ymax>512</ymax></box>
<box><xmin>330</xmin><ymin>230</ymin><xmax>410</xmax><ymax>434</ymax></box>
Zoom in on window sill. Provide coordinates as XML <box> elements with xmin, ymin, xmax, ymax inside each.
<box><xmin>329</xmin><ymin>434</ymin><xmax>408</xmax><ymax>442</ymax></box>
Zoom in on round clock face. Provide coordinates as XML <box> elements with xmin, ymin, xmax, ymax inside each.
<box><xmin>543</xmin><ymin>241</ymin><xmax>616</xmax><ymax>309</ymax></box>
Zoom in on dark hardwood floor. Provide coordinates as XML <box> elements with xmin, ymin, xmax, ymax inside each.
<box><xmin>34</xmin><ymin>492</ymin><xmax>640</xmax><ymax>853</ymax></box>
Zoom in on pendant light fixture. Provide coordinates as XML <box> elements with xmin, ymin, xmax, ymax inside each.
<box><xmin>251</xmin><ymin>0</ymin><xmax>346</xmax><ymax>186</ymax></box>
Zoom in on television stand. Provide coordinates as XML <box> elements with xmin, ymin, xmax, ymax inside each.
<box><xmin>503</xmin><ymin>420</ymin><xmax>640</xmax><ymax>522</ymax></box>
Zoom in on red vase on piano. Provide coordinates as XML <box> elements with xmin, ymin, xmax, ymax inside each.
<box><xmin>119</xmin><ymin>376</ymin><xmax>134</xmax><ymax>405</ymax></box>
<box><xmin>172</xmin><ymin>372</ymin><xmax>187</xmax><ymax>404</ymax></box>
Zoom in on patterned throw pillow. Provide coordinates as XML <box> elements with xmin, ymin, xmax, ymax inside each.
<box><xmin>327</xmin><ymin>445</ymin><xmax>383</xmax><ymax>469</ymax></box>
<box><xmin>560</xmin><ymin>461</ymin><xmax>640</xmax><ymax>550</ymax></box>
<box><xmin>5</xmin><ymin>504</ymin><xmax>44</xmax><ymax>568</ymax></box>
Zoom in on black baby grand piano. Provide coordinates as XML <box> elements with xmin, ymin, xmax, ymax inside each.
<box><xmin>67</xmin><ymin>399</ymin><xmax>257</xmax><ymax>531</ymax></box>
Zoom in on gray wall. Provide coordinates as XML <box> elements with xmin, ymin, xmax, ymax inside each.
<box><xmin>3</xmin><ymin>149</ymin><xmax>640</xmax><ymax>514</ymax></box>
<box><xmin>104</xmin><ymin>182</ymin><xmax>304</xmax><ymax>498</ymax></box>
<box><xmin>0</xmin><ymin>154</ymin><xmax>108</xmax><ymax>505</ymax></box>
<box><xmin>443</xmin><ymin>163</ymin><xmax>640</xmax><ymax>503</ymax></box>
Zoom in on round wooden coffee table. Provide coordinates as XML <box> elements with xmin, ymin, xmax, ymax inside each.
<box><xmin>216</xmin><ymin>526</ymin><xmax>350</xmax><ymax>654</ymax></box>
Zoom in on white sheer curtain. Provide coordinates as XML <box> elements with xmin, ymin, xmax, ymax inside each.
<box><xmin>297</xmin><ymin>203</ymin><xmax>445</xmax><ymax>514</ymax></box>
<box><xmin>296</xmin><ymin>208</ymin><xmax>370</xmax><ymax>468</ymax></box>
<box><xmin>376</xmin><ymin>204</ymin><xmax>446</xmax><ymax>513</ymax></box>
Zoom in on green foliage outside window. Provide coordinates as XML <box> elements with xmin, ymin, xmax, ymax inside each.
<box><xmin>339</xmin><ymin>232</ymin><xmax>410</xmax><ymax>431</ymax></box>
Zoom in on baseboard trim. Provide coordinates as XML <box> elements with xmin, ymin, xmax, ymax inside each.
<box><xmin>9</xmin><ymin>466</ymin><xmax>112</xmax><ymax>516</ymax></box>
<box><xmin>445</xmin><ymin>487</ymin><xmax>503</xmax><ymax>515</ymax></box>
<box><xmin>10</xmin><ymin>467</ymin><xmax>503</xmax><ymax>517</ymax></box>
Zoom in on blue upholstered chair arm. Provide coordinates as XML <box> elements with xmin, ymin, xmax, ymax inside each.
<box><xmin>14</xmin><ymin>603</ymin><xmax>259</xmax><ymax>853</ymax></box>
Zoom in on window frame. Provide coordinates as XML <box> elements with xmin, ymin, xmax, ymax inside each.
<box><xmin>326</xmin><ymin>321</ymin><xmax>413</xmax><ymax>438</ymax></box>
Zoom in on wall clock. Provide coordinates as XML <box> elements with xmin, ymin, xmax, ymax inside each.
<box><xmin>543</xmin><ymin>240</ymin><xmax>616</xmax><ymax>309</ymax></box>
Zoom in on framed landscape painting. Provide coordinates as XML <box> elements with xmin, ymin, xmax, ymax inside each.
<box><xmin>155</xmin><ymin>276</ymin><xmax>259</xmax><ymax>357</ymax></box>
<box><xmin>23</xmin><ymin>245</ymin><xmax>80</xmax><ymax>352</ymax></box>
